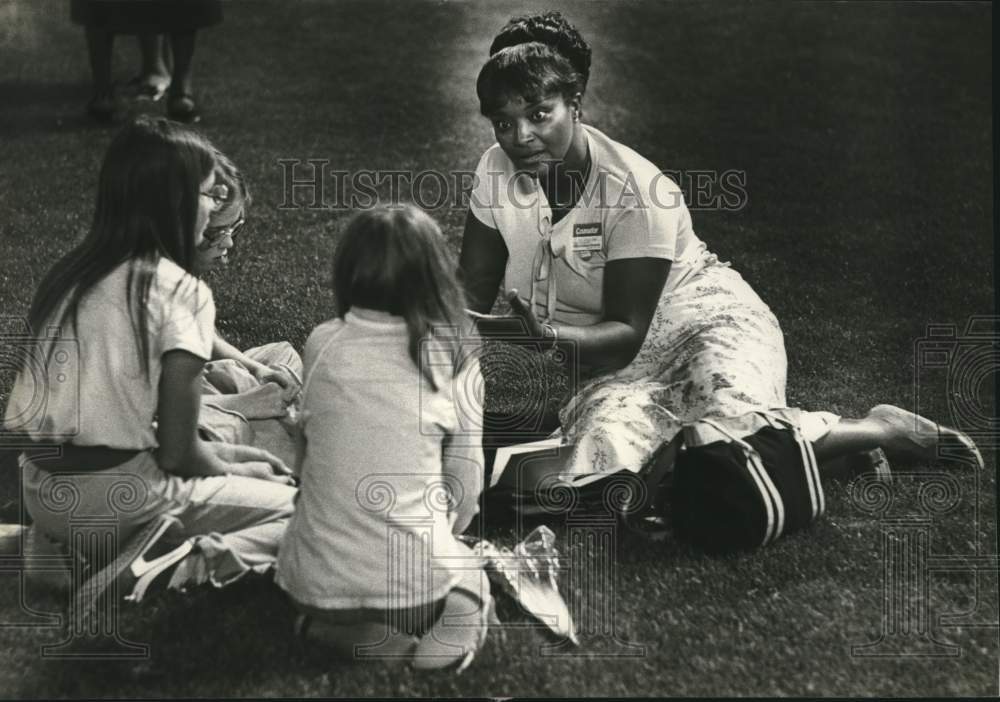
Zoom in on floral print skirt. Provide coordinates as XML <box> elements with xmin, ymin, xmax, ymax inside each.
<box><xmin>557</xmin><ymin>259</ymin><xmax>839</xmax><ymax>475</ymax></box>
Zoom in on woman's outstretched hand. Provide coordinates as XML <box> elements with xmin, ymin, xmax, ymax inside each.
<box><xmin>466</xmin><ymin>289</ymin><xmax>545</xmax><ymax>341</ymax></box>
<box><xmin>505</xmin><ymin>289</ymin><xmax>545</xmax><ymax>338</ymax></box>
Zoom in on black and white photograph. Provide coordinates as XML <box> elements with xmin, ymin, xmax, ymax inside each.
<box><xmin>0</xmin><ymin>0</ymin><xmax>995</xmax><ymax>697</ymax></box>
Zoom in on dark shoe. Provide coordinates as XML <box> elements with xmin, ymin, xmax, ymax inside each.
<box><xmin>86</xmin><ymin>92</ymin><xmax>115</xmax><ymax>124</ymax></box>
<box><xmin>167</xmin><ymin>91</ymin><xmax>201</xmax><ymax>124</ymax></box>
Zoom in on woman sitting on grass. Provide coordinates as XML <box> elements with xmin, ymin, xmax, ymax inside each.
<box><xmin>3</xmin><ymin>117</ymin><xmax>296</xmax><ymax>601</ymax></box>
<box><xmin>459</xmin><ymin>12</ymin><xmax>982</xmax><ymax>483</ymax></box>
<box><xmin>277</xmin><ymin>204</ymin><xmax>493</xmax><ymax>672</ymax></box>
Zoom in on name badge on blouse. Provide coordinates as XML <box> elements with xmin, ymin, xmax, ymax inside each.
<box><xmin>572</xmin><ymin>223</ymin><xmax>603</xmax><ymax>260</ymax></box>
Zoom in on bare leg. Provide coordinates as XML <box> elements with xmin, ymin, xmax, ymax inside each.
<box><xmin>131</xmin><ymin>34</ymin><xmax>171</xmax><ymax>100</ymax></box>
<box><xmin>166</xmin><ymin>31</ymin><xmax>200</xmax><ymax>122</ymax></box>
<box><xmin>84</xmin><ymin>27</ymin><xmax>114</xmax><ymax>120</ymax></box>
<box><xmin>85</xmin><ymin>27</ymin><xmax>114</xmax><ymax>94</ymax></box>
<box><xmin>139</xmin><ymin>34</ymin><xmax>170</xmax><ymax>82</ymax></box>
<box><xmin>168</xmin><ymin>31</ymin><xmax>196</xmax><ymax>96</ymax></box>
<box><xmin>812</xmin><ymin>417</ymin><xmax>885</xmax><ymax>461</ymax></box>
<box><xmin>813</xmin><ymin>404</ymin><xmax>982</xmax><ymax>469</ymax></box>
<box><xmin>160</xmin><ymin>32</ymin><xmax>174</xmax><ymax>75</ymax></box>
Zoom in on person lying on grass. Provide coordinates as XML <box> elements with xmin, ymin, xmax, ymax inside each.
<box><xmin>277</xmin><ymin>205</ymin><xmax>493</xmax><ymax>672</ymax></box>
<box><xmin>4</xmin><ymin>117</ymin><xmax>296</xmax><ymax>603</ymax></box>
<box><xmin>459</xmin><ymin>11</ymin><xmax>983</xmax><ymax>489</ymax></box>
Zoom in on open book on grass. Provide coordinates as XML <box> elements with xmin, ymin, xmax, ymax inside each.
<box><xmin>490</xmin><ymin>436</ymin><xmax>566</xmax><ymax>490</ymax></box>
<box><xmin>488</xmin><ymin>432</ymin><xmax>684</xmax><ymax>518</ymax></box>
<box><xmin>490</xmin><ymin>436</ymin><xmax>654</xmax><ymax>492</ymax></box>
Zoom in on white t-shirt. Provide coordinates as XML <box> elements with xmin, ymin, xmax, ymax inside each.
<box><xmin>276</xmin><ymin>308</ymin><xmax>483</xmax><ymax>610</ymax></box>
<box><xmin>3</xmin><ymin>257</ymin><xmax>215</xmax><ymax>449</ymax></box>
<box><xmin>469</xmin><ymin>124</ymin><xmax>712</xmax><ymax>326</ymax></box>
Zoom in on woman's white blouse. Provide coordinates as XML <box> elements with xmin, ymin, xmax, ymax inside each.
<box><xmin>470</xmin><ymin>124</ymin><xmax>712</xmax><ymax>326</ymax></box>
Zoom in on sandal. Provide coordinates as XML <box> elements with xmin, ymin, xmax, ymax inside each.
<box><xmin>126</xmin><ymin>75</ymin><xmax>170</xmax><ymax>102</ymax></box>
<box><xmin>868</xmin><ymin>404</ymin><xmax>983</xmax><ymax>469</ymax></box>
<box><xmin>167</xmin><ymin>91</ymin><xmax>201</xmax><ymax>124</ymax></box>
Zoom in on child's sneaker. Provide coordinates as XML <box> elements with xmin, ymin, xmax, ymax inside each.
<box><xmin>125</xmin><ymin>538</ymin><xmax>194</xmax><ymax>603</ymax></box>
<box><xmin>73</xmin><ymin>515</ymin><xmax>186</xmax><ymax>618</ymax></box>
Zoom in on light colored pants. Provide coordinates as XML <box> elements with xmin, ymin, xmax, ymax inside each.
<box><xmin>199</xmin><ymin>341</ymin><xmax>302</xmax><ymax>469</ymax></box>
<box><xmin>22</xmin><ymin>451</ymin><xmax>295</xmax><ymax>583</ymax></box>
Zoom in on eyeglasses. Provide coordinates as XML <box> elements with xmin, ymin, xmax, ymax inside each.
<box><xmin>200</xmin><ymin>183</ymin><xmax>230</xmax><ymax>212</ymax></box>
<box><xmin>203</xmin><ymin>216</ymin><xmax>245</xmax><ymax>244</ymax></box>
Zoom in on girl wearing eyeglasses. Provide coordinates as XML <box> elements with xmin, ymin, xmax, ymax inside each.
<box><xmin>4</xmin><ymin>117</ymin><xmax>296</xmax><ymax>604</ymax></box>
<box><xmin>192</xmin><ymin>153</ymin><xmax>302</xmax><ymax>461</ymax></box>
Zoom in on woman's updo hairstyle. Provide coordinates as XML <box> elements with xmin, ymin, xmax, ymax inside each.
<box><xmin>477</xmin><ymin>11</ymin><xmax>592</xmax><ymax>116</ymax></box>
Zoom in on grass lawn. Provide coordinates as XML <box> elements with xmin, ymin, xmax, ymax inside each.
<box><xmin>0</xmin><ymin>0</ymin><xmax>995</xmax><ymax>696</ymax></box>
